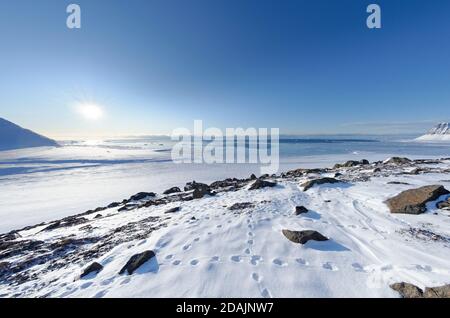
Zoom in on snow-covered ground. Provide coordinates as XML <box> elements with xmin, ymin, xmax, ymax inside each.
<box><xmin>0</xmin><ymin>157</ymin><xmax>449</xmax><ymax>298</ymax></box>
<box><xmin>0</xmin><ymin>141</ymin><xmax>430</xmax><ymax>233</ymax></box>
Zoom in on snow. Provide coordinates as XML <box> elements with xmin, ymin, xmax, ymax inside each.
<box><xmin>0</xmin><ymin>143</ymin><xmax>412</xmax><ymax>233</ymax></box>
<box><xmin>1</xmin><ymin>159</ymin><xmax>449</xmax><ymax>298</ymax></box>
<box><xmin>416</xmin><ymin>122</ymin><xmax>450</xmax><ymax>142</ymax></box>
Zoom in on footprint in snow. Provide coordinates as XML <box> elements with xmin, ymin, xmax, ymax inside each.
<box><xmin>415</xmin><ymin>264</ymin><xmax>433</xmax><ymax>272</ymax></box>
<box><xmin>120</xmin><ymin>277</ymin><xmax>131</xmax><ymax>285</ymax></box>
<box><xmin>352</xmin><ymin>263</ymin><xmax>365</xmax><ymax>272</ymax></box>
<box><xmin>247</xmin><ymin>239</ymin><xmax>254</xmax><ymax>245</ymax></box>
<box><xmin>190</xmin><ymin>259</ymin><xmax>199</xmax><ymax>266</ymax></box>
<box><xmin>100</xmin><ymin>278</ymin><xmax>115</xmax><ymax>286</ymax></box>
<box><xmin>165</xmin><ymin>254</ymin><xmax>174</xmax><ymax>260</ymax></box>
<box><xmin>252</xmin><ymin>272</ymin><xmax>261</xmax><ymax>282</ymax></box>
<box><xmin>217</xmin><ymin>225</ymin><xmax>222</xmax><ymax>228</ymax></box>
<box><xmin>250</xmin><ymin>255</ymin><xmax>262</xmax><ymax>266</ymax></box>
<box><xmin>182</xmin><ymin>244</ymin><xmax>191</xmax><ymax>251</ymax></box>
<box><xmin>322</xmin><ymin>262</ymin><xmax>339</xmax><ymax>271</ymax></box>
<box><xmin>94</xmin><ymin>290</ymin><xmax>108</xmax><ymax>298</ymax></box>
<box><xmin>295</xmin><ymin>258</ymin><xmax>308</xmax><ymax>266</ymax></box>
<box><xmin>247</xmin><ymin>232</ymin><xmax>254</xmax><ymax>237</ymax></box>
<box><xmin>194</xmin><ymin>237</ymin><xmax>200</xmax><ymax>242</ymax></box>
<box><xmin>272</xmin><ymin>258</ymin><xmax>288</xmax><ymax>267</ymax></box>
<box><xmin>231</xmin><ymin>255</ymin><xmax>242</xmax><ymax>263</ymax></box>
<box><xmin>261</xmin><ymin>288</ymin><xmax>272</xmax><ymax>298</ymax></box>
<box><xmin>80</xmin><ymin>282</ymin><xmax>93</xmax><ymax>289</ymax></box>
<box><xmin>210</xmin><ymin>256</ymin><xmax>220</xmax><ymax>262</ymax></box>
<box><xmin>244</xmin><ymin>248</ymin><xmax>251</xmax><ymax>255</ymax></box>
<box><xmin>172</xmin><ymin>260</ymin><xmax>181</xmax><ymax>266</ymax></box>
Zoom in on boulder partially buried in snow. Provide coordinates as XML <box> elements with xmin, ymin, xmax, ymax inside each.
<box><xmin>80</xmin><ymin>262</ymin><xmax>103</xmax><ymax>278</ymax></box>
<box><xmin>119</xmin><ymin>250</ymin><xmax>156</xmax><ymax>275</ymax></box>
<box><xmin>294</xmin><ymin>206</ymin><xmax>309</xmax><ymax>215</ymax></box>
<box><xmin>282</xmin><ymin>230</ymin><xmax>328</xmax><ymax>244</ymax></box>
<box><xmin>386</xmin><ymin>185</ymin><xmax>449</xmax><ymax>214</ymax></box>
<box><xmin>390</xmin><ymin>282</ymin><xmax>450</xmax><ymax>298</ymax></box>
<box><xmin>248</xmin><ymin>179</ymin><xmax>277</xmax><ymax>190</ymax></box>
<box><xmin>390</xmin><ymin>282</ymin><xmax>424</xmax><ymax>298</ymax></box>
<box><xmin>301</xmin><ymin>177</ymin><xmax>340</xmax><ymax>191</ymax></box>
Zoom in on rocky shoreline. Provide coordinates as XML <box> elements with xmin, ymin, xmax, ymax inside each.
<box><xmin>1</xmin><ymin>156</ymin><xmax>450</xmax><ymax>298</ymax></box>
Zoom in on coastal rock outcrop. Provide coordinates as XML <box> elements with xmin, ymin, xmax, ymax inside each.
<box><xmin>248</xmin><ymin>179</ymin><xmax>277</xmax><ymax>190</ymax></box>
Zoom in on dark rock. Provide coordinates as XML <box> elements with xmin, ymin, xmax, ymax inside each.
<box><xmin>424</xmin><ymin>284</ymin><xmax>450</xmax><ymax>298</ymax></box>
<box><xmin>390</xmin><ymin>282</ymin><xmax>450</xmax><ymax>298</ymax></box>
<box><xmin>163</xmin><ymin>187</ymin><xmax>181</xmax><ymax>195</ymax></box>
<box><xmin>107</xmin><ymin>202</ymin><xmax>120</xmax><ymax>208</ymax></box>
<box><xmin>94</xmin><ymin>214</ymin><xmax>103</xmax><ymax>219</ymax></box>
<box><xmin>228</xmin><ymin>202</ymin><xmax>254</xmax><ymax>210</ymax></box>
<box><xmin>390</xmin><ymin>282</ymin><xmax>423</xmax><ymax>298</ymax></box>
<box><xmin>250</xmin><ymin>174</ymin><xmax>257</xmax><ymax>180</ymax></box>
<box><xmin>165</xmin><ymin>207</ymin><xmax>181</xmax><ymax>213</ymax></box>
<box><xmin>80</xmin><ymin>262</ymin><xmax>103</xmax><ymax>278</ymax></box>
<box><xmin>191</xmin><ymin>217</ymin><xmax>196</xmax><ymax>220</ymax></box>
<box><xmin>386</xmin><ymin>185</ymin><xmax>450</xmax><ymax>214</ymax></box>
<box><xmin>184</xmin><ymin>181</ymin><xmax>209</xmax><ymax>192</ymax></box>
<box><xmin>295</xmin><ymin>206</ymin><xmax>309</xmax><ymax>215</ymax></box>
<box><xmin>409</xmin><ymin>168</ymin><xmax>423</xmax><ymax>175</ymax></box>
<box><xmin>248</xmin><ymin>179</ymin><xmax>277</xmax><ymax>190</ymax></box>
<box><xmin>129</xmin><ymin>192</ymin><xmax>156</xmax><ymax>201</ymax></box>
<box><xmin>282</xmin><ymin>229</ymin><xmax>328</xmax><ymax>244</ymax></box>
<box><xmin>334</xmin><ymin>159</ymin><xmax>370</xmax><ymax>169</ymax></box>
<box><xmin>119</xmin><ymin>250</ymin><xmax>156</xmax><ymax>275</ymax></box>
<box><xmin>0</xmin><ymin>231</ymin><xmax>21</xmax><ymax>241</ymax></box>
<box><xmin>384</xmin><ymin>157</ymin><xmax>411</xmax><ymax>165</ymax></box>
<box><xmin>387</xmin><ymin>181</ymin><xmax>410</xmax><ymax>185</ymax></box>
<box><xmin>193</xmin><ymin>187</ymin><xmax>214</xmax><ymax>199</ymax></box>
<box><xmin>301</xmin><ymin>177</ymin><xmax>340</xmax><ymax>191</ymax></box>
<box><xmin>373</xmin><ymin>167</ymin><xmax>382</xmax><ymax>173</ymax></box>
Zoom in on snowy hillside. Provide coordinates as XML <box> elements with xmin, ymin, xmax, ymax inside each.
<box><xmin>0</xmin><ymin>157</ymin><xmax>449</xmax><ymax>298</ymax></box>
<box><xmin>416</xmin><ymin>123</ymin><xmax>450</xmax><ymax>141</ymax></box>
<box><xmin>0</xmin><ymin>118</ymin><xmax>58</xmax><ymax>151</ymax></box>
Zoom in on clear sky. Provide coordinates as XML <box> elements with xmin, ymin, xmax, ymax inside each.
<box><xmin>1</xmin><ymin>0</ymin><xmax>450</xmax><ymax>137</ymax></box>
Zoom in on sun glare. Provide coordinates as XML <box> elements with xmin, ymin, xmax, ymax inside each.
<box><xmin>77</xmin><ymin>103</ymin><xmax>103</xmax><ymax>120</ymax></box>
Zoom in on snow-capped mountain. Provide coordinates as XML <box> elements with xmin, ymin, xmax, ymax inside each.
<box><xmin>0</xmin><ymin>117</ymin><xmax>59</xmax><ymax>151</ymax></box>
<box><xmin>416</xmin><ymin>122</ymin><xmax>450</xmax><ymax>141</ymax></box>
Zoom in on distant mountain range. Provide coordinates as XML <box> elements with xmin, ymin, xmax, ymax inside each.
<box><xmin>0</xmin><ymin>117</ymin><xmax>59</xmax><ymax>151</ymax></box>
<box><xmin>416</xmin><ymin>122</ymin><xmax>450</xmax><ymax>141</ymax></box>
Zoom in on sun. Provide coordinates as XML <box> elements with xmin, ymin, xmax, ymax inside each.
<box><xmin>76</xmin><ymin>103</ymin><xmax>103</xmax><ymax>120</ymax></box>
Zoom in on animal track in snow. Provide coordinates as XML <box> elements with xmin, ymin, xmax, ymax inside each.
<box><xmin>190</xmin><ymin>259</ymin><xmax>199</xmax><ymax>266</ymax></box>
<box><xmin>172</xmin><ymin>260</ymin><xmax>181</xmax><ymax>266</ymax></box>
<box><xmin>210</xmin><ymin>256</ymin><xmax>220</xmax><ymax>262</ymax></box>
<box><xmin>165</xmin><ymin>254</ymin><xmax>174</xmax><ymax>260</ymax></box>
<box><xmin>244</xmin><ymin>248</ymin><xmax>251</xmax><ymax>255</ymax></box>
<box><xmin>261</xmin><ymin>288</ymin><xmax>272</xmax><ymax>298</ymax></box>
<box><xmin>247</xmin><ymin>232</ymin><xmax>254</xmax><ymax>237</ymax></box>
<box><xmin>295</xmin><ymin>258</ymin><xmax>308</xmax><ymax>266</ymax></box>
<box><xmin>272</xmin><ymin>258</ymin><xmax>288</xmax><ymax>267</ymax></box>
<box><xmin>252</xmin><ymin>272</ymin><xmax>261</xmax><ymax>282</ymax></box>
<box><xmin>231</xmin><ymin>255</ymin><xmax>242</xmax><ymax>263</ymax></box>
<box><xmin>247</xmin><ymin>239</ymin><xmax>254</xmax><ymax>245</ymax></box>
<box><xmin>182</xmin><ymin>244</ymin><xmax>192</xmax><ymax>251</ymax></box>
<box><xmin>250</xmin><ymin>255</ymin><xmax>262</xmax><ymax>265</ymax></box>
<box><xmin>352</xmin><ymin>263</ymin><xmax>365</xmax><ymax>272</ymax></box>
<box><xmin>322</xmin><ymin>262</ymin><xmax>339</xmax><ymax>271</ymax></box>
<box><xmin>194</xmin><ymin>237</ymin><xmax>200</xmax><ymax>242</ymax></box>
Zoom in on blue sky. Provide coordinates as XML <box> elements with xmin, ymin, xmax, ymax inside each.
<box><xmin>1</xmin><ymin>0</ymin><xmax>450</xmax><ymax>137</ymax></box>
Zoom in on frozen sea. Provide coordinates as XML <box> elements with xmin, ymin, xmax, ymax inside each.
<box><xmin>0</xmin><ymin>134</ymin><xmax>449</xmax><ymax>233</ymax></box>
